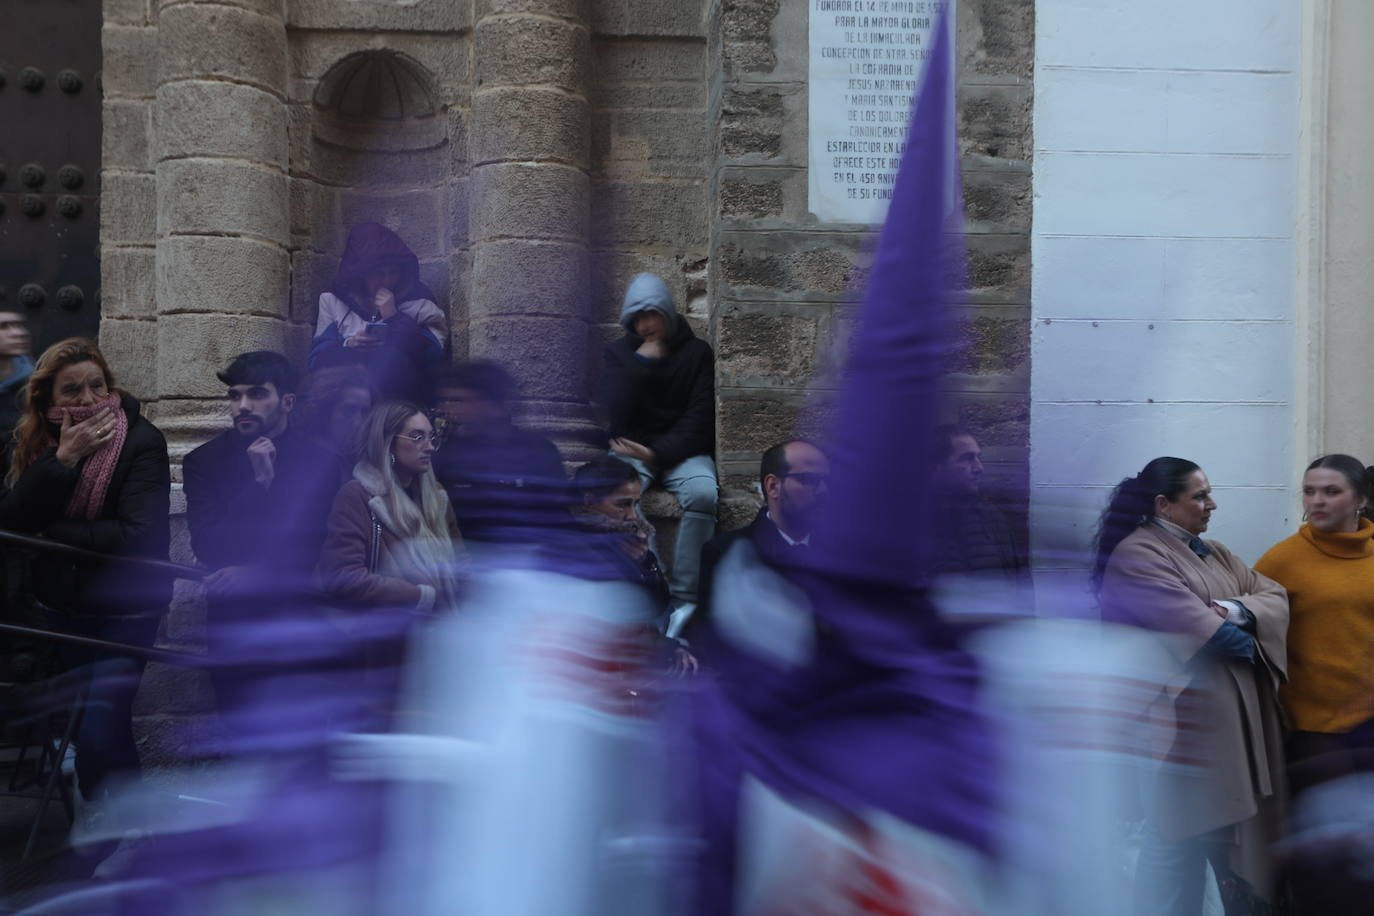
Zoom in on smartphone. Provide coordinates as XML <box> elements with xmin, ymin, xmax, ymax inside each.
<box><xmin>365</xmin><ymin>320</ymin><xmax>389</xmax><ymax>340</ymax></box>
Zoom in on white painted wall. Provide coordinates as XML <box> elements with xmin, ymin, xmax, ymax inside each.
<box><xmin>1030</xmin><ymin>1</ymin><xmax>1301</xmax><ymax>600</ymax></box>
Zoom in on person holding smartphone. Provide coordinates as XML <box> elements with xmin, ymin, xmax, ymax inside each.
<box><xmin>310</xmin><ymin>222</ymin><xmax>448</xmax><ymax>403</ymax></box>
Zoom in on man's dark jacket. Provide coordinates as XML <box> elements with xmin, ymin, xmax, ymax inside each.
<box><xmin>598</xmin><ymin>318</ymin><xmax>715</xmax><ymax>469</ymax></box>
<box><xmin>183</xmin><ymin>426</ymin><xmax>339</xmax><ymax>579</ymax></box>
<box><xmin>433</xmin><ymin>427</ymin><xmax>565</xmax><ymax>544</ymax></box>
<box><xmin>931</xmin><ymin>495</ymin><xmax>1025</xmax><ymax>579</ymax></box>
<box><xmin>0</xmin><ymin>392</ymin><xmax>171</xmax><ymax>619</ymax></box>
<box><xmin>684</xmin><ymin>507</ymin><xmax>800</xmax><ymax>646</ymax></box>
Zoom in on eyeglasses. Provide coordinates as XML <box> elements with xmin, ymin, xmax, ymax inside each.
<box><xmin>781</xmin><ymin>472</ymin><xmax>830</xmax><ymax>490</ymax></box>
<box><xmin>394</xmin><ymin>431</ymin><xmax>441</xmax><ymax>446</ymax></box>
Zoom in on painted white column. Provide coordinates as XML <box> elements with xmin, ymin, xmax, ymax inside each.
<box><xmin>1030</xmin><ymin>1</ymin><xmax>1301</xmax><ymax>603</ymax></box>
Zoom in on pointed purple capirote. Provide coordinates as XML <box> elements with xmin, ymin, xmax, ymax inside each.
<box><xmin>812</xmin><ymin>7</ymin><xmax>961</xmax><ymax>587</ymax></box>
<box><xmin>690</xmin><ymin>10</ymin><xmax>1000</xmax><ymax>911</ymax></box>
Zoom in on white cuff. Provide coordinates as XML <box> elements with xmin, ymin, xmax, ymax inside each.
<box><xmin>1215</xmin><ymin>599</ymin><xmax>1246</xmax><ymax>626</ymax></box>
<box><xmin>416</xmin><ymin>584</ymin><xmax>436</xmax><ymax>612</ymax></box>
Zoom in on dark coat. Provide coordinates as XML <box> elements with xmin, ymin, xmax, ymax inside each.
<box><xmin>685</xmin><ymin>508</ymin><xmax>801</xmax><ymax>646</ymax></box>
<box><xmin>598</xmin><ymin>318</ymin><xmax>715</xmax><ymax>469</ymax></box>
<box><xmin>931</xmin><ymin>495</ymin><xmax>1025</xmax><ymax>579</ymax></box>
<box><xmin>317</xmin><ymin>478</ymin><xmax>461</xmax><ymax>610</ymax></box>
<box><xmin>432</xmin><ymin>427</ymin><xmax>565</xmax><ymax>544</ymax></box>
<box><xmin>0</xmin><ymin>392</ymin><xmax>171</xmax><ymax>619</ymax></box>
<box><xmin>183</xmin><ymin>426</ymin><xmax>341</xmax><ymax>579</ymax></box>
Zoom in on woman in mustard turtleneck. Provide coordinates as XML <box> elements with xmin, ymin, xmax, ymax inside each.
<box><xmin>1255</xmin><ymin>454</ymin><xmax>1374</xmax><ymax>761</ymax></box>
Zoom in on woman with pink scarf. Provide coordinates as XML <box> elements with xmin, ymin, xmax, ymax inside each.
<box><xmin>0</xmin><ymin>337</ymin><xmax>171</xmax><ymax>803</ymax></box>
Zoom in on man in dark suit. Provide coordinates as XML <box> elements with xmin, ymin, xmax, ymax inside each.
<box><xmin>685</xmin><ymin>438</ymin><xmax>829</xmax><ymax>646</ymax></box>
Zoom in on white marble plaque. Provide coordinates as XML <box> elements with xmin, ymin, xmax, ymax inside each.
<box><xmin>808</xmin><ymin>0</ymin><xmax>951</xmax><ymax>223</ymax></box>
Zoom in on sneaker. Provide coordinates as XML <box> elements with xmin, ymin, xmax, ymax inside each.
<box><xmin>92</xmin><ymin>829</ymin><xmax>147</xmax><ymax>879</ymax></box>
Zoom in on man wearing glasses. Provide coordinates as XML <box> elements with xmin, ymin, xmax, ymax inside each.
<box><xmin>684</xmin><ymin>438</ymin><xmax>829</xmax><ymax>645</ymax></box>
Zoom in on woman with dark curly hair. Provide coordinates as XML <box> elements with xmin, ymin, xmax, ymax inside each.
<box><xmin>0</xmin><ymin>337</ymin><xmax>171</xmax><ymax>799</ymax></box>
<box><xmin>1095</xmin><ymin>457</ymin><xmax>1288</xmax><ymax>916</ymax></box>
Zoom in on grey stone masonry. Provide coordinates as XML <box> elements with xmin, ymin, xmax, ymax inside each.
<box><xmin>151</xmin><ymin>0</ymin><xmax>293</xmax><ymax>458</ymax></box>
<box><xmin>707</xmin><ymin>0</ymin><xmax>1033</xmax><ymax>538</ymax></box>
<box><xmin>471</xmin><ymin>0</ymin><xmax>602</xmax><ymax>456</ymax></box>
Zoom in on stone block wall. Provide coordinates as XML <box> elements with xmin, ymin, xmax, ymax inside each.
<box><xmin>707</xmin><ymin>0</ymin><xmax>1033</xmax><ymax>538</ymax></box>
<box><xmin>587</xmin><ymin>9</ymin><xmax>712</xmax><ymax>397</ymax></box>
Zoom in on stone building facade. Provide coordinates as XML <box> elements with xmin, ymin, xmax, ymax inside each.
<box><xmin>99</xmin><ymin>0</ymin><xmax>1033</xmax><ymax>517</ymax></box>
<box><xmin>90</xmin><ymin>0</ymin><xmax>1034</xmax><ymax>750</ymax></box>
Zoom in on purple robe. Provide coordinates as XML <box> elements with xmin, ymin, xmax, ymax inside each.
<box><xmin>689</xmin><ymin>9</ymin><xmax>1001</xmax><ymax>911</ymax></box>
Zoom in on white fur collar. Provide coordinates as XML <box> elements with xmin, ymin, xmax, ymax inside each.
<box><xmin>352</xmin><ymin>460</ymin><xmax>450</xmax><ymax>538</ymax></box>
<box><xmin>353</xmin><ymin>460</ymin><xmax>404</xmax><ymax>534</ymax></box>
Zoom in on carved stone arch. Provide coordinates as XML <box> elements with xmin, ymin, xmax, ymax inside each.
<box><xmin>312</xmin><ymin>50</ymin><xmax>446</xmax><ymax>152</ymax></box>
<box><xmin>300</xmin><ymin>49</ymin><xmax>453</xmax><ymax>339</ymax></box>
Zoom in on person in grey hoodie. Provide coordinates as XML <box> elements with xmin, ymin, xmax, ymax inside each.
<box><xmin>598</xmin><ymin>273</ymin><xmax>718</xmax><ymax>635</ymax></box>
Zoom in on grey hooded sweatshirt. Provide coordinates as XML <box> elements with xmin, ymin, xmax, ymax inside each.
<box><xmin>599</xmin><ymin>274</ymin><xmax>715</xmax><ymax>468</ymax></box>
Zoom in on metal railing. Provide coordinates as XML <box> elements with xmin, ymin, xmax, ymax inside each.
<box><xmin>0</xmin><ymin>527</ymin><xmax>206</xmax><ymax>667</ymax></box>
<box><xmin>0</xmin><ymin>528</ymin><xmax>210</xmax><ymax>859</ymax></box>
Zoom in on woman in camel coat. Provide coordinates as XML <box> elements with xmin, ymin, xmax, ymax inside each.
<box><xmin>1095</xmin><ymin>457</ymin><xmax>1288</xmax><ymax>916</ymax></box>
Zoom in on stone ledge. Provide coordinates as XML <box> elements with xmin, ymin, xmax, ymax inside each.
<box><xmin>290</xmin><ymin>0</ymin><xmax>471</xmax><ymax>31</ymax></box>
<box><xmin>642</xmin><ymin>486</ymin><xmax>759</xmax><ymax>533</ymax></box>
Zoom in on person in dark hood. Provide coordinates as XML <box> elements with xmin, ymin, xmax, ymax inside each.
<box><xmin>597</xmin><ymin>273</ymin><xmax>718</xmax><ymax>636</ymax></box>
<box><xmin>0</xmin><ymin>338</ymin><xmax>171</xmax><ymax>800</ymax></box>
<box><xmin>310</xmin><ymin>222</ymin><xmax>448</xmax><ymax>403</ymax></box>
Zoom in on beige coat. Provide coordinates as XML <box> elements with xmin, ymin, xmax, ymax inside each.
<box><xmin>1100</xmin><ymin>523</ymin><xmax>1289</xmax><ymax>895</ymax></box>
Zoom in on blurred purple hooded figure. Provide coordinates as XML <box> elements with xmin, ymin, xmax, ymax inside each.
<box><xmin>688</xmin><ymin>9</ymin><xmax>1002</xmax><ymax>912</ymax></box>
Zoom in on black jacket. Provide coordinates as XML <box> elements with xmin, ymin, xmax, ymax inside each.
<box><xmin>0</xmin><ymin>393</ymin><xmax>171</xmax><ymax>619</ymax></box>
<box><xmin>183</xmin><ymin>426</ymin><xmax>340</xmax><ymax>578</ymax></box>
<box><xmin>931</xmin><ymin>496</ymin><xmax>1025</xmax><ymax>579</ymax></box>
<box><xmin>598</xmin><ymin>319</ymin><xmax>715</xmax><ymax>469</ymax></box>
<box><xmin>432</xmin><ymin>427</ymin><xmax>566</xmax><ymax>544</ymax></box>
<box><xmin>685</xmin><ymin>507</ymin><xmax>801</xmax><ymax>646</ymax></box>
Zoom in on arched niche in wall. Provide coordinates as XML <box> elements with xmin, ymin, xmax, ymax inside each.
<box><xmin>306</xmin><ymin>50</ymin><xmax>452</xmax><ymax>326</ymax></box>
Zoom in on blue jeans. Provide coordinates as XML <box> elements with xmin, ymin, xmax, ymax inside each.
<box><xmin>44</xmin><ymin>609</ymin><xmax>160</xmax><ymax>798</ymax></box>
<box><xmin>613</xmin><ymin>453</ymin><xmax>718</xmax><ymax>614</ymax></box>
<box><xmin>1134</xmin><ymin>821</ymin><xmax>1232</xmax><ymax>916</ymax></box>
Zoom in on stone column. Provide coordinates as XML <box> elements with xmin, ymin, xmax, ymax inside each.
<box><xmin>470</xmin><ymin>0</ymin><xmax>599</xmax><ymax>454</ymax></box>
<box><xmin>152</xmin><ymin>0</ymin><xmax>291</xmax><ymax>455</ymax></box>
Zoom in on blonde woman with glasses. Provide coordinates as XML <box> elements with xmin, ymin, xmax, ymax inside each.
<box><xmin>318</xmin><ymin>401</ymin><xmax>464</xmax><ymax>612</ymax></box>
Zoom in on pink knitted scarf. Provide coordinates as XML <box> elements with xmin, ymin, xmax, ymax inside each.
<box><xmin>46</xmin><ymin>394</ymin><xmax>128</xmax><ymax>520</ymax></box>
